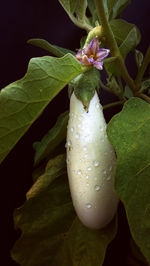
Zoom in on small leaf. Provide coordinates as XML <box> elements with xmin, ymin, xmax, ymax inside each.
<box><xmin>28</xmin><ymin>38</ymin><xmax>75</xmax><ymax>57</ymax></box>
<box><xmin>134</xmin><ymin>49</ymin><xmax>144</xmax><ymax>69</ymax></box>
<box><xmin>12</xmin><ymin>154</ymin><xmax>117</xmax><ymax>266</ymax></box>
<box><xmin>105</xmin><ymin>20</ymin><xmax>141</xmax><ymax>76</ymax></box>
<box><xmin>107</xmin><ymin>98</ymin><xmax>150</xmax><ymax>264</ymax></box>
<box><xmin>0</xmin><ymin>54</ymin><xmax>83</xmax><ymax>163</ymax></box>
<box><xmin>124</xmin><ymin>85</ymin><xmax>133</xmax><ymax>99</ymax></box>
<box><xmin>141</xmin><ymin>79</ymin><xmax>150</xmax><ymax>93</ymax></box>
<box><xmin>106</xmin><ymin>75</ymin><xmax>122</xmax><ymax>97</ymax></box>
<box><xmin>33</xmin><ymin>111</ymin><xmax>69</xmax><ymax>167</ymax></box>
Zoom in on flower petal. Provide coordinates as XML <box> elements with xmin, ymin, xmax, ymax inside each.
<box><xmin>75</xmin><ymin>50</ymin><xmax>83</xmax><ymax>62</ymax></box>
<box><xmin>82</xmin><ymin>55</ymin><xmax>93</xmax><ymax>66</ymax></box>
<box><xmin>93</xmin><ymin>60</ymin><xmax>103</xmax><ymax>70</ymax></box>
<box><xmin>96</xmin><ymin>49</ymin><xmax>110</xmax><ymax>61</ymax></box>
<box><xmin>89</xmin><ymin>36</ymin><xmax>99</xmax><ymax>57</ymax></box>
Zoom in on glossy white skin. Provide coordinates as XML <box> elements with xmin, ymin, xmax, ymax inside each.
<box><xmin>66</xmin><ymin>91</ymin><xmax>119</xmax><ymax>229</ymax></box>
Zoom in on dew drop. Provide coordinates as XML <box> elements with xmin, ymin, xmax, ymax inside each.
<box><xmin>66</xmin><ymin>158</ymin><xmax>69</xmax><ymax>164</ymax></box>
<box><xmin>106</xmin><ymin>175</ymin><xmax>111</xmax><ymax>181</ymax></box>
<box><xmin>103</xmin><ymin>170</ymin><xmax>107</xmax><ymax>175</ymax></box>
<box><xmin>95</xmin><ymin>103</ymin><xmax>99</xmax><ymax>109</ymax></box>
<box><xmin>85</xmin><ymin>175</ymin><xmax>89</xmax><ymax>179</ymax></box>
<box><xmin>75</xmin><ymin>133</ymin><xmax>80</xmax><ymax>139</ymax></box>
<box><xmin>77</xmin><ymin>170</ymin><xmax>82</xmax><ymax>175</ymax></box>
<box><xmin>78</xmin><ymin>116</ymin><xmax>82</xmax><ymax>121</ymax></box>
<box><xmin>94</xmin><ymin>160</ymin><xmax>99</xmax><ymax>167</ymax></box>
<box><xmin>83</xmin><ymin>146</ymin><xmax>87</xmax><ymax>151</ymax></box>
<box><xmin>86</xmin><ymin>203</ymin><xmax>92</xmax><ymax>209</ymax></box>
<box><xmin>109</xmin><ymin>165</ymin><xmax>112</xmax><ymax>172</ymax></box>
<box><xmin>84</xmin><ymin>154</ymin><xmax>88</xmax><ymax>158</ymax></box>
<box><xmin>70</xmin><ymin>127</ymin><xmax>74</xmax><ymax>132</ymax></box>
<box><xmin>67</xmin><ymin>140</ymin><xmax>72</xmax><ymax>146</ymax></box>
<box><xmin>87</xmin><ymin>166</ymin><xmax>92</xmax><ymax>171</ymax></box>
<box><xmin>95</xmin><ymin>185</ymin><xmax>100</xmax><ymax>191</ymax></box>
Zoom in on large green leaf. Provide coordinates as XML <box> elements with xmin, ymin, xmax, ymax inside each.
<box><xmin>28</xmin><ymin>38</ymin><xmax>75</xmax><ymax>57</ymax></box>
<box><xmin>33</xmin><ymin>110</ymin><xmax>69</xmax><ymax>167</ymax></box>
<box><xmin>0</xmin><ymin>53</ymin><xmax>82</xmax><ymax>163</ymax></box>
<box><xmin>12</xmin><ymin>154</ymin><xmax>117</xmax><ymax>266</ymax></box>
<box><xmin>119</xmin><ymin>26</ymin><xmax>141</xmax><ymax>59</ymax></box>
<box><xmin>107</xmin><ymin>97</ymin><xmax>150</xmax><ymax>264</ymax></box>
<box><xmin>110</xmin><ymin>19</ymin><xmax>139</xmax><ymax>46</ymax></box>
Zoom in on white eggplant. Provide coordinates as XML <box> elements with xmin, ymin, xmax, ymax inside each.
<box><xmin>66</xmin><ymin>91</ymin><xmax>119</xmax><ymax>229</ymax></box>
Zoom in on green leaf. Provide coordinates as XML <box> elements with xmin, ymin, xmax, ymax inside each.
<box><xmin>0</xmin><ymin>54</ymin><xmax>83</xmax><ymax>163</ymax></box>
<box><xmin>134</xmin><ymin>49</ymin><xmax>144</xmax><ymax>69</ymax></box>
<box><xmin>12</xmin><ymin>153</ymin><xmax>117</xmax><ymax>266</ymax></box>
<box><xmin>104</xmin><ymin>0</ymin><xmax>130</xmax><ymax>20</ymax></box>
<box><xmin>106</xmin><ymin>75</ymin><xmax>122</xmax><ymax>97</ymax></box>
<box><xmin>33</xmin><ymin>111</ymin><xmax>69</xmax><ymax>167</ymax></box>
<box><xmin>69</xmin><ymin>68</ymin><xmax>100</xmax><ymax>110</ymax></box>
<box><xmin>107</xmin><ymin>97</ymin><xmax>150</xmax><ymax>264</ymax></box>
<box><xmin>110</xmin><ymin>19</ymin><xmax>139</xmax><ymax>46</ymax></box>
<box><xmin>141</xmin><ymin>79</ymin><xmax>150</xmax><ymax>93</ymax></box>
<box><xmin>58</xmin><ymin>0</ymin><xmax>87</xmax><ymax>20</ymax></box>
<box><xmin>105</xmin><ymin>20</ymin><xmax>141</xmax><ymax>75</ymax></box>
<box><xmin>109</xmin><ymin>0</ymin><xmax>130</xmax><ymax>20</ymax></box>
<box><xmin>119</xmin><ymin>26</ymin><xmax>141</xmax><ymax>59</ymax></box>
<box><xmin>28</xmin><ymin>38</ymin><xmax>75</xmax><ymax>57</ymax></box>
<box><xmin>124</xmin><ymin>85</ymin><xmax>133</xmax><ymax>99</ymax></box>
<box><xmin>87</xmin><ymin>0</ymin><xmax>98</xmax><ymax>26</ymax></box>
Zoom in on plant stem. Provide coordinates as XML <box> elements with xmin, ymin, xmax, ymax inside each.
<box><xmin>103</xmin><ymin>100</ymin><xmax>125</xmax><ymax>109</ymax></box>
<box><xmin>135</xmin><ymin>92</ymin><xmax>150</xmax><ymax>104</ymax></box>
<box><xmin>94</xmin><ymin>0</ymin><xmax>136</xmax><ymax>92</ymax></box>
<box><xmin>136</xmin><ymin>46</ymin><xmax>150</xmax><ymax>90</ymax></box>
<box><xmin>99</xmin><ymin>79</ymin><xmax>110</xmax><ymax>92</ymax></box>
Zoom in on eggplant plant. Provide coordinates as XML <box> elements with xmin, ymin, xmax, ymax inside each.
<box><xmin>1</xmin><ymin>0</ymin><xmax>150</xmax><ymax>265</ymax></box>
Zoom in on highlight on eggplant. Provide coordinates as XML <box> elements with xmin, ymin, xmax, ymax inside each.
<box><xmin>66</xmin><ymin>91</ymin><xmax>119</xmax><ymax>230</ymax></box>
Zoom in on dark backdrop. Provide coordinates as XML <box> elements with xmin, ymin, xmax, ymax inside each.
<box><xmin>0</xmin><ymin>1</ymin><xmax>150</xmax><ymax>265</ymax></box>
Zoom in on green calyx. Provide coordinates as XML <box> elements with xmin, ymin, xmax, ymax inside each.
<box><xmin>83</xmin><ymin>26</ymin><xmax>103</xmax><ymax>48</ymax></box>
<box><xmin>68</xmin><ymin>68</ymin><xmax>100</xmax><ymax>111</ymax></box>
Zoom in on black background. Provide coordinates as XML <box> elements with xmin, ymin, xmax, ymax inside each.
<box><xmin>0</xmin><ymin>1</ymin><xmax>150</xmax><ymax>265</ymax></box>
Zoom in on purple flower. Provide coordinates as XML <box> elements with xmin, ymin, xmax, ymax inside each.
<box><xmin>75</xmin><ymin>36</ymin><xmax>110</xmax><ymax>70</ymax></box>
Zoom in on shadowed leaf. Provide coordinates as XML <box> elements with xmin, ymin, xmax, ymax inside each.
<box><xmin>107</xmin><ymin>97</ymin><xmax>150</xmax><ymax>264</ymax></box>
<box><xmin>28</xmin><ymin>38</ymin><xmax>75</xmax><ymax>57</ymax></box>
<box><xmin>12</xmin><ymin>154</ymin><xmax>117</xmax><ymax>266</ymax></box>
<box><xmin>33</xmin><ymin>111</ymin><xmax>69</xmax><ymax>167</ymax></box>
